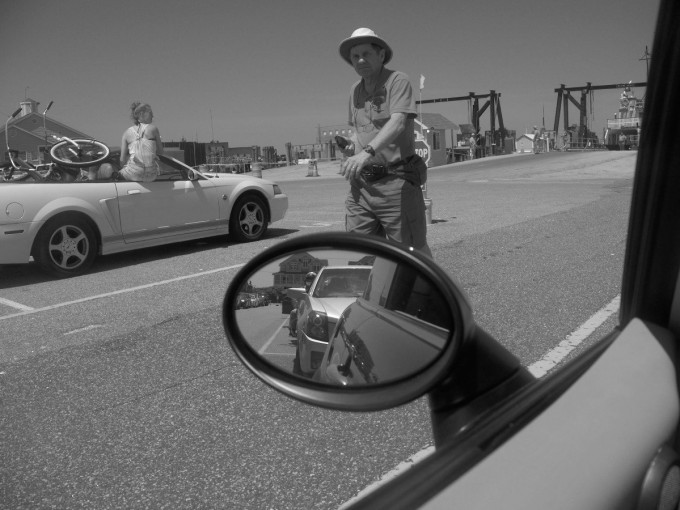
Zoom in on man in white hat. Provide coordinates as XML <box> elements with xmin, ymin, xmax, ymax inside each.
<box><xmin>338</xmin><ymin>27</ymin><xmax>431</xmax><ymax>256</ymax></box>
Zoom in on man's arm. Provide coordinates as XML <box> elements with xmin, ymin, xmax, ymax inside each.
<box><xmin>340</xmin><ymin>112</ymin><xmax>408</xmax><ymax>181</ymax></box>
<box><xmin>364</xmin><ymin>112</ymin><xmax>407</xmax><ymax>154</ymax></box>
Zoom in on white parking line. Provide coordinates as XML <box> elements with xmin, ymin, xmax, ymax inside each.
<box><xmin>528</xmin><ymin>295</ymin><xmax>621</xmax><ymax>378</ymax></box>
<box><xmin>258</xmin><ymin>320</ymin><xmax>287</xmax><ymax>355</ymax></box>
<box><xmin>339</xmin><ymin>295</ymin><xmax>622</xmax><ymax>507</ymax></box>
<box><xmin>338</xmin><ymin>446</ymin><xmax>435</xmax><ymax>509</ymax></box>
<box><xmin>0</xmin><ymin>264</ymin><xmax>244</xmax><ymax>322</ymax></box>
<box><xmin>299</xmin><ymin>222</ymin><xmax>334</xmax><ymax>228</ymax></box>
<box><xmin>0</xmin><ymin>297</ymin><xmax>35</xmax><ymax>312</ymax></box>
<box><xmin>64</xmin><ymin>324</ymin><xmax>104</xmax><ymax>336</ymax></box>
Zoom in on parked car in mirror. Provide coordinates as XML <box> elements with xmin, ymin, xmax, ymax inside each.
<box><xmin>313</xmin><ymin>256</ymin><xmax>453</xmax><ymax>386</ymax></box>
<box><xmin>294</xmin><ymin>265</ymin><xmax>372</xmax><ymax>376</ymax></box>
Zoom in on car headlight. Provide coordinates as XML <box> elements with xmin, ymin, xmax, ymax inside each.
<box><xmin>273</xmin><ymin>184</ymin><xmax>283</xmax><ymax>195</ymax></box>
<box><xmin>305</xmin><ymin>311</ymin><xmax>328</xmax><ymax>341</ymax></box>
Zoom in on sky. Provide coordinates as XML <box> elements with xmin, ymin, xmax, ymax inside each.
<box><xmin>2</xmin><ymin>0</ymin><xmax>658</xmax><ymax>153</ymax></box>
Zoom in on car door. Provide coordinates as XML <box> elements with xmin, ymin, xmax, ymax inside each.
<box><xmin>116</xmin><ymin>157</ymin><xmax>226</xmax><ymax>243</ymax></box>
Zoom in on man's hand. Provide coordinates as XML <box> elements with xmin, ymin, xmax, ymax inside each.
<box><xmin>340</xmin><ymin>150</ymin><xmax>373</xmax><ymax>181</ymax></box>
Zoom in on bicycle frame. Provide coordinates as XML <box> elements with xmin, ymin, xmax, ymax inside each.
<box><xmin>3</xmin><ymin>104</ymin><xmax>114</xmax><ymax>182</ymax></box>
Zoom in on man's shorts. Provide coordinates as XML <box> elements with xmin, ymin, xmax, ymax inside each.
<box><xmin>345</xmin><ymin>175</ymin><xmax>428</xmax><ymax>249</ymax></box>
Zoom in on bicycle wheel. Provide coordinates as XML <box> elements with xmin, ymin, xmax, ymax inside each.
<box><xmin>50</xmin><ymin>139</ymin><xmax>110</xmax><ymax>168</ymax></box>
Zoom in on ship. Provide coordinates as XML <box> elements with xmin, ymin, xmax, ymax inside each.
<box><xmin>604</xmin><ymin>82</ymin><xmax>643</xmax><ymax>150</ymax></box>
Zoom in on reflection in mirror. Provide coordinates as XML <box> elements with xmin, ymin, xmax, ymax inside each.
<box><xmin>230</xmin><ymin>249</ymin><xmax>454</xmax><ymax>386</ymax></box>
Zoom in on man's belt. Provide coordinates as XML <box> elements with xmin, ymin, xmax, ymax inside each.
<box><xmin>361</xmin><ymin>161</ymin><xmax>406</xmax><ymax>182</ymax></box>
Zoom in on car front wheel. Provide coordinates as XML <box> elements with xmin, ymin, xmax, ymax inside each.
<box><xmin>230</xmin><ymin>194</ymin><xmax>268</xmax><ymax>242</ymax></box>
<box><xmin>34</xmin><ymin>215</ymin><xmax>98</xmax><ymax>278</ymax></box>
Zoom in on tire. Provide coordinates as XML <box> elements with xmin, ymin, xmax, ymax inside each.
<box><xmin>50</xmin><ymin>139</ymin><xmax>110</xmax><ymax>168</ymax></box>
<box><xmin>229</xmin><ymin>194</ymin><xmax>268</xmax><ymax>242</ymax></box>
<box><xmin>34</xmin><ymin>215</ymin><xmax>98</xmax><ymax>278</ymax></box>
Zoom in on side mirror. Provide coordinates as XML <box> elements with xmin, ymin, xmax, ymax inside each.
<box><xmin>222</xmin><ymin>232</ymin><xmax>476</xmax><ymax>411</ymax></box>
<box><xmin>188</xmin><ymin>168</ymin><xmax>201</xmax><ymax>181</ymax></box>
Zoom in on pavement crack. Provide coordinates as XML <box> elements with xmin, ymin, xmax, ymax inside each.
<box><xmin>90</xmin><ymin>365</ymin><xmax>228</xmax><ymax>413</ymax></box>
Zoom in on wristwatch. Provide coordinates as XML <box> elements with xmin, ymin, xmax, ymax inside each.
<box><xmin>363</xmin><ymin>145</ymin><xmax>376</xmax><ymax>157</ymax></box>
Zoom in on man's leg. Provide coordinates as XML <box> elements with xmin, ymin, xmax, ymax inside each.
<box><xmin>372</xmin><ymin>178</ymin><xmax>432</xmax><ymax>257</ymax></box>
<box><xmin>345</xmin><ymin>186</ymin><xmax>384</xmax><ymax>236</ymax></box>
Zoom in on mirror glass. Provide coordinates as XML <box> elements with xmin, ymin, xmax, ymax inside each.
<box><xmin>229</xmin><ymin>248</ymin><xmax>454</xmax><ymax>386</ymax></box>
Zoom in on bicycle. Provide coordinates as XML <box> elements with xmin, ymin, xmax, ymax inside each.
<box><xmin>3</xmin><ymin>106</ymin><xmax>112</xmax><ymax>182</ymax></box>
<box><xmin>48</xmin><ymin>136</ymin><xmax>110</xmax><ymax>168</ymax></box>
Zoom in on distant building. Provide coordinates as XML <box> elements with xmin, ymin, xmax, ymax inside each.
<box><xmin>304</xmin><ymin>113</ymin><xmax>459</xmax><ymax>167</ymax></box>
<box><xmin>292</xmin><ymin>124</ymin><xmax>353</xmax><ymax>161</ymax></box>
<box><xmin>319</xmin><ymin>124</ymin><xmax>355</xmax><ymax>145</ymax></box>
<box><xmin>416</xmin><ymin>112</ymin><xmax>459</xmax><ymax>167</ymax></box>
<box><xmin>162</xmin><ymin>141</ymin><xmax>276</xmax><ymax>167</ymax></box>
<box><xmin>516</xmin><ymin>133</ymin><xmax>536</xmax><ymax>153</ymax></box>
<box><xmin>272</xmin><ymin>252</ymin><xmax>329</xmax><ymax>290</ymax></box>
<box><xmin>1</xmin><ymin>98</ymin><xmax>280</xmax><ymax>168</ymax></box>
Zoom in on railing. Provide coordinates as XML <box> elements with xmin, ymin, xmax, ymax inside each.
<box><xmin>607</xmin><ymin>118</ymin><xmax>642</xmax><ymax>129</ymax></box>
<box><xmin>627</xmin><ymin>135</ymin><xmax>640</xmax><ymax>146</ymax></box>
<box><xmin>613</xmin><ymin>134</ymin><xmax>640</xmax><ymax>148</ymax></box>
<box><xmin>197</xmin><ymin>162</ymin><xmax>249</xmax><ymax>174</ymax></box>
<box><xmin>561</xmin><ymin>137</ymin><xmax>601</xmax><ymax>150</ymax></box>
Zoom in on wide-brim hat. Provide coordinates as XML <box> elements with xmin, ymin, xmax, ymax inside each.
<box><xmin>339</xmin><ymin>27</ymin><xmax>393</xmax><ymax>65</ymax></box>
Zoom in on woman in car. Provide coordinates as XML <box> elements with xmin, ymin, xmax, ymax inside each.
<box><xmin>119</xmin><ymin>101</ymin><xmax>163</xmax><ymax>182</ymax></box>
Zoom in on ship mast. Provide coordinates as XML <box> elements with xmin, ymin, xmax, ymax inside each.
<box><xmin>639</xmin><ymin>46</ymin><xmax>652</xmax><ymax>81</ymax></box>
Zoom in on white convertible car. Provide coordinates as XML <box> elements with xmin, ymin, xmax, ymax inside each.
<box><xmin>0</xmin><ymin>155</ymin><xmax>288</xmax><ymax>277</ymax></box>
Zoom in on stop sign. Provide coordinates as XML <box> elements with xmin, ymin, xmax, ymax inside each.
<box><xmin>414</xmin><ymin>130</ymin><xmax>431</xmax><ymax>166</ymax></box>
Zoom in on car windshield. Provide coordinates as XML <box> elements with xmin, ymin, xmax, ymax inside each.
<box><xmin>313</xmin><ymin>268</ymin><xmax>371</xmax><ymax>298</ymax></box>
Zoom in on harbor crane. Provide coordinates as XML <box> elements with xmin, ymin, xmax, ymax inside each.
<box><xmin>553</xmin><ymin>82</ymin><xmax>646</xmax><ymax>145</ymax></box>
<box><xmin>417</xmin><ymin>90</ymin><xmax>507</xmax><ymax>153</ymax></box>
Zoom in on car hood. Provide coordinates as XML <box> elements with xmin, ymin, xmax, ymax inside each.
<box><xmin>310</xmin><ymin>297</ymin><xmax>358</xmax><ymax>319</ymax></box>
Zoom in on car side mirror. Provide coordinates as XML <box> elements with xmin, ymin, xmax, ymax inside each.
<box><xmin>222</xmin><ymin>232</ymin><xmax>475</xmax><ymax>410</ymax></box>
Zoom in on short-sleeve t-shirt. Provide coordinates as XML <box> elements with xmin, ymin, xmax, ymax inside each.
<box><xmin>347</xmin><ymin>68</ymin><xmax>417</xmax><ymax>165</ymax></box>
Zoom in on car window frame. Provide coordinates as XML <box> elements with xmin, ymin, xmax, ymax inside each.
<box><xmin>157</xmin><ymin>155</ymin><xmax>193</xmax><ymax>181</ymax></box>
<box><xmin>620</xmin><ymin>0</ymin><xmax>680</xmax><ymax>334</ymax></box>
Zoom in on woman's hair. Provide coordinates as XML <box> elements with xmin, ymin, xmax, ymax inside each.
<box><xmin>130</xmin><ymin>101</ymin><xmax>152</xmax><ymax>124</ymax></box>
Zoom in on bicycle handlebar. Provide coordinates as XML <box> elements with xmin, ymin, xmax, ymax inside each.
<box><xmin>60</xmin><ymin>136</ymin><xmax>78</xmax><ymax>147</ymax></box>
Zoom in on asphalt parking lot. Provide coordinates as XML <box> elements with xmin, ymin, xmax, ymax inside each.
<box><xmin>1</xmin><ymin>150</ymin><xmax>637</xmax><ymax>509</ymax></box>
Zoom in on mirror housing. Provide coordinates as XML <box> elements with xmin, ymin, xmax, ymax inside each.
<box><xmin>222</xmin><ymin>232</ymin><xmax>477</xmax><ymax>411</ymax></box>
